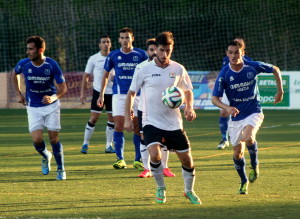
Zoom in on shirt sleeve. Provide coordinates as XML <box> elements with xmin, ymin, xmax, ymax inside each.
<box><xmin>84</xmin><ymin>56</ymin><xmax>94</xmax><ymax>74</ymax></box>
<box><xmin>52</xmin><ymin>61</ymin><xmax>65</xmax><ymax>84</ymax></box>
<box><xmin>212</xmin><ymin>71</ymin><xmax>225</xmax><ymax>97</ymax></box>
<box><xmin>129</xmin><ymin>65</ymin><xmax>143</xmax><ymax>93</ymax></box>
<box><xmin>177</xmin><ymin>66</ymin><xmax>193</xmax><ymax>91</ymax></box>
<box><xmin>104</xmin><ymin>53</ymin><xmax>114</xmax><ymax>72</ymax></box>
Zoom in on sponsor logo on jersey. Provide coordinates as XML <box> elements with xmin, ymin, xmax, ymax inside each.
<box><xmin>230</xmin><ymin>76</ymin><xmax>234</xmax><ymax>81</ymax></box>
<box><xmin>44</xmin><ymin>69</ymin><xmax>50</xmax><ymax>75</ymax></box>
<box><xmin>117</xmin><ymin>56</ymin><xmax>122</xmax><ymax>60</ymax></box>
<box><xmin>169</xmin><ymin>72</ymin><xmax>175</xmax><ymax>78</ymax></box>
<box><xmin>28</xmin><ymin>69</ymin><xmax>32</xmax><ymax>73</ymax></box>
<box><xmin>133</xmin><ymin>56</ymin><xmax>138</xmax><ymax>61</ymax></box>
<box><xmin>247</xmin><ymin>72</ymin><xmax>254</xmax><ymax>79</ymax></box>
<box><xmin>152</xmin><ymin>74</ymin><xmax>161</xmax><ymax>77</ymax></box>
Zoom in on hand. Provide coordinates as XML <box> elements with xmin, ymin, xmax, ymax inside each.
<box><xmin>42</xmin><ymin>95</ymin><xmax>57</xmax><ymax>104</ymax></box>
<box><xmin>124</xmin><ymin>117</ymin><xmax>134</xmax><ymax>132</ymax></box>
<box><xmin>16</xmin><ymin>93</ymin><xmax>26</xmax><ymax>105</ymax></box>
<box><xmin>97</xmin><ymin>96</ymin><xmax>104</xmax><ymax>108</ymax></box>
<box><xmin>184</xmin><ymin>107</ymin><xmax>196</xmax><ymax>122</ymax></box>
<box><xmin>226</xmin><ymin>106</ymin><xmax>240</xmax><ymax>117</ymax></box>
<box><xmin>274</xmin><ymin>91</ymin><xmax>284</xmax><ymax>104</ymax></box>
<box><xmin>80</xmin><ymin>94</ymin><xmax>86</xmax><ymax>104</ymax></box>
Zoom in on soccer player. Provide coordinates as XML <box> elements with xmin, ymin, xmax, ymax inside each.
<box><xmin>216</xmin><ymin>37</ymin><xmax>253</xmax><ymax>150</ymax></box>
<box><xmin>80</xmin><ymin>35</ymin><xmax>115</xmax><ymax>154</ymax></box>
<box><xmin>97</xmin><ymin>27</ymin><xmax>148</xmax><ymax>169</ymax></box>
<box><xmin>124</xmin><ymin>32</ymin><xmax>201</xmax><ymax>204</ymax></box>
<box><xmin>11</xmin><ymin>36</ymin><xmax>68</xmax><ymax>180</ymax></box>
<box><xmin>134</xmin><ymin>38</ymin><xmax>175</xmax><ymax>178</ymax></box>
<box><xmin>212</xmin><ymin>40</ymin><xmax>283</xmax><ymax>194</ymax></box>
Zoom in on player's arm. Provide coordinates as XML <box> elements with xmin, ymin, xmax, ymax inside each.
<box><xmin>42</xmin><ymin>82</ymin><xmax>67</xmax><ymax>104</ymax></box>
<box><xmin>11</xmin><ymin>70</ymin><xmax>26</xmax><ymax>105</ymax></box>
<box><xmin>183</xmin><ymin>90</ymin><xmax>196</xmax><ymax>122</ymax></box>
<box><xmin>97</xmin><ymin>70</ymin><xmax>110</xmax><ymax>107</ymax></box>
<box><xmin>272</xmin><ymin>65</ymin><xmax>284</xmax><ymax>104</ymax></box>
<box><xmin>212</xmin><ymin>96</ymin><xmax>239</xmax><ymax>117</ymax></box>
<box><xmin>80</xmin><ymin>73</ymin><xmax>90</xmax><ymax>104</ymax></box>
<box><xmin>124</xmin><ymin>90</ymin><xmax>136</xmax><ymax>132</ymax></box>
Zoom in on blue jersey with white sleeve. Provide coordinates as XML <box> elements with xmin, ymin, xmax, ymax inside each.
<box><xmin>104</xmin><ymin>48</ymin><xmax>148</xmax><ymax>94</ymax></box>
<box><xmin>15</xmin><ymin>57</ymin><xmax>65</xmax><ymax>107</ymax></box>
<box><xmin>213</xmin><ymin>60</ymin><xmax>274</xmax><ymax>121</ymax></box>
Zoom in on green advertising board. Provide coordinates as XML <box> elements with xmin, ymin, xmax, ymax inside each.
<box><xmin>257</xmin><ymin>75</ymin><xmax>289</xmax><ymax>107</ymax></box>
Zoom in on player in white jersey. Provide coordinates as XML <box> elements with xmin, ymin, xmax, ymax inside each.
<box><xmin>11</xmin><ymin>36</ymin><xmax>68</xmax><ymax>180</ymax></box>
<box><xmin>80</xmin><ymin>35</ymin><xmax>115</xmax><ymax>154</ymax></box>
<box><xmin>134</xmin><ymin>38</ymin><xmax>175</xmax><ymax>178</ymax></box>
<box><xmin>212</xmin><ymin>40</ymin><xmax>283</xmax><ymax>194</ymax></box>
<box><xmin>125</xmin><ymin>32</ymin><xmax>201</xmax><ymax>204</ymax></box>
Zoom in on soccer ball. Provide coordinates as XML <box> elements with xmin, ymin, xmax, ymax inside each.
<box><xmin>161</xmin><ymin>86</ymin><xmax>184</xmax><ymax>109</ymax></box>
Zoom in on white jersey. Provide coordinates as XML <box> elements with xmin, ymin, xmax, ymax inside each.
<box><xmin>130</xmin><ymin>59</ymin><xmax>193</xmax><ymax>131</ymax></box>
<box><xmin>133</xmin><ymin>59</ymin><xmax>150</xmax><ymax>111</ymax></box>
<box><xmin>85</xmin><ymin>52</ymin><xmax>114</xmax><ymax>94</ymax></box>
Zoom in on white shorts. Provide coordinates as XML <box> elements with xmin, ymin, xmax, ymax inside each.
<box><xmin>27</xmin><ymin>100</ymin><xmax>61</xmax><ymax>133</ymax></box>
<box><xmin>228</xmin><ymin>112</ymin><xmax>264</xmax><ymax>146</ymax></box>
<box><xmin>112</xmin><ymin>94</ymin><xmax>139</xmax><ymax>117</ymax></box>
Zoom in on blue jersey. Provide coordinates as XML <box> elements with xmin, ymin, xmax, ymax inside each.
<box><xmin>213</xmin><ymin>60</ymin><xmax>274</xmax><ymax>121</ymax></box>
<box><xmin>222</xmin><ymin>55</ymin><xmax>252</xmax><ymax>68</ymax></box>
<box><xmin>104</xmin><ymin>48</ymin><xmax>148</xmax><ymax>94</ymax></box>
<box><xmin>15</xmin><ymin>57</ymin><xmax>65</xmax><ymax>107</ymax></box>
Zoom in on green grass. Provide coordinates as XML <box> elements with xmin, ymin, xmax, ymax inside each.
<box><xmin>0</xmin><ymin>109</ymin><xmax>300</xmax><ymax>218</ymax></box>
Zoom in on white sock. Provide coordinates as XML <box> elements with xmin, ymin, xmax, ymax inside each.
<box><xmin>83</xmin><ymin>122</ymin><xmax>95</xmax><ymax>145</ymax></box>
<box><xmin>150</xmin><ymin>161</ymin><xmax>165</xmax><ymax>188</ymax></box>
<box><xmin>106</xmin><ymin>121</ymin><xmax>114</xmax><ymax>149</ymax></box>
<box><xmin>140</xmin><ymin>142</ymin><xmax>150</xmax><ymax>170</ymax></box>
<box><xmin>182</xmin><ymin>166</ymin><xmax>195</xmax><ymax>193</ymax></box>
<box><xmin>161</xmin><ymin>146</ymin><xmax>169</xmax><ymax>169</ymax></box>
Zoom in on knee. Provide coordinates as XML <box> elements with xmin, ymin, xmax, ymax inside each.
<box><xmin>241</xmin><ymin>135</ymin><xmax>255</xmax><ymax>145</ymax></box>
<box><xmin>32</xmin><ymin>137</ymin><xmax>43</xmax><ymax>145</ymax></box>
<box><xmin>49</xmin><ymin>136</ymin><xmax>59</xmax><ymax>145</ymax></box>
<box><xmin>233</xmin><ymin>150</ymin><xmax>244</xmax><ymax>160</ymax></box>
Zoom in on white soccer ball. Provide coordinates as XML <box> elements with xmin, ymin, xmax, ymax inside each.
<box><xmin>161</xmin><ymin>86</ymin><xmax>184</xmax><ymax>109</ymax></box>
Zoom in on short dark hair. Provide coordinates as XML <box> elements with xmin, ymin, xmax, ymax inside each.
<box><xmin>26</xmin><ymin>36</ymin><xmax>46</xmax><ymax>50</ymax></box>
<box><xmin>146</xmin><ymin>38</ymin><xmax>156</xmax><ymax>49</ymax></box>
<box><xmin>227</xmin><ymin>40</ymin><xmax>244</xmax><ymax>50</ymax></box>
<box><xmin>100</xmin><ymin>34</ymin><xmax>110</xmax><ymax>41</ymax></box>
<box><xmin>155</xmin><ymin>31</ymin><xmax>174</xmax><ymax>47</ymax></box>
<box><xmin>119</xmin><ymin>27</ymin><xmax>133</xmax><ymax>36</ymax></box>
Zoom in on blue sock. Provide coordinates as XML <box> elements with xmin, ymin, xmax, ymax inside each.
<box><xmin>51</xmin><ymin>142</ymin><xmax>64</xmax><ymax>170</ymax></box>
<box><xmin>114</xmin><ymin>131</ymin><xmax>124</xmax><ymax>160</ymax></box>
<box><xmin>233</xmin><ymin>157</ymin><xmax>248</xmax><ymax>183</ymax></box>
<box><xmin>133</xmin><ymin>134</ymin><xmax>141</xmax><ymax>161</ymax></box>
<box><xmin>219</xmin><ymin>117</ymin><xmax>229</xmax><ymax>141</ymax></box>
<box><xmin>247</xmin><ymin>142</ymin><xmax>259</xmax><ymax>168</ymax></box>
<box><xmin>33</xmin><ymin>140</ymin><xmax>48</xmax><ymax>159</ymax></box>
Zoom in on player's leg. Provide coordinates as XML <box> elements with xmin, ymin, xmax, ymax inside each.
<box><xmin>143</xmin><ymin>125</ymin><xmax>166</xmax><ymax>203</ymax></box>
<box><xmin>27</xmin><ymin>106</ymin><xmax>52</xmax><ymax>175</ymax></box>
<box><xmin>132</xmin><ymin>116</ymin><xmax>143</xmax><ymax>170</ymax></box>
<box><xmin>229</xmin><ymin>119</ymin><xmax>248</xmax><ymax>194</ymax></box>
<box><xmin>165</xmin><ymin>129</ymin><xmax>201</xmax><ymax>204</ymax></box>
<box><xmin>104</xmin><ymin>94</ymin><xmax>115</xmax><ymax>153</ymax></box>
<box><xmin>45</xmin><ymin>104</ymin><xmax>66</xmax><ymax>180</ymax></box>
<box><xmin>137</xmin><ymin>110</ymin><xmax>151</xmax><ymax>178</ymax></box>
<box><xmin>217</xmin><ymin>94</ymin><xmax>230</xmax><ymax>149</ymax></box>
<box><xmin>81</xmin><ymin>89</ymin><xmax>102</xmax><ymax>154</ymax></box>
<box><xmin>161</xmin><ymin>144</ymin><xmax>175</xmax><ymax>177</ymax></box>
<box><xmin>241</xmin><ymin>113</ymin><xmax>264</xmax><ymax>183</ymax></box>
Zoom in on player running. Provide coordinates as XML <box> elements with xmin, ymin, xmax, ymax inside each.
<box><xmin>212</xmin><ymin>40</ymin><xmax>283</xmax><ymax>194</ymax></box>
<box><xmin>12</xmin><ymin>36</ymin><xmax>67</xmax><ymax>180</ymax></box>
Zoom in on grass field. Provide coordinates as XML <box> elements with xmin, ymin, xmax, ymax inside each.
<box><xmin>0</xmin><ymin>109</ymin><xmax>299</xmax><ymax>219</ymax></box>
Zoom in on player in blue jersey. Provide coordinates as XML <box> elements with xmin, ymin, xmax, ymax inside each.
<box><xmin>97</xmin><ymin>27</ymin><xmax>148</xmax><ymax>169</ymax></box>
<box><xmin>80</xmin><ymin>35</ymin><xmax>115</xmax><ymax>154</ymax></box>
<box><xmin>216</xmin><ymin>37</ymin><xmax>253</xmax><ymax>150</ymax></box>
<box><xmin>212</xmin><ymin>40</ymin><xmax>283</xmax><ymax>194</ymax></box>
<box><xmin>12</xmin><ymin>36</ymin><xmax>68</xmax><ymax>180</ymax></box>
